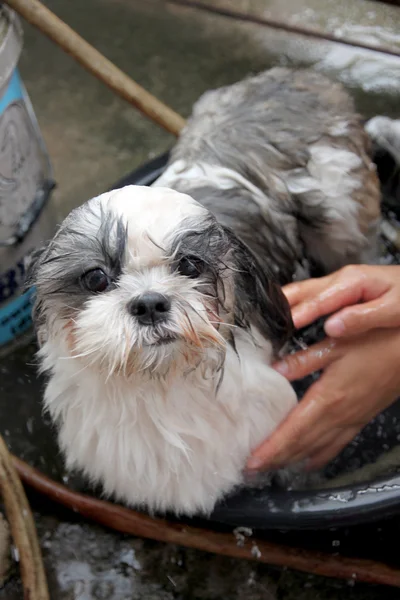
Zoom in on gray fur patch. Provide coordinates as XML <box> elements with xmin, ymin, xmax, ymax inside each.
<box><xmin>26</xmin><ymin>199</ymin><xmax>127</xmax><ymax>340</ymax></box>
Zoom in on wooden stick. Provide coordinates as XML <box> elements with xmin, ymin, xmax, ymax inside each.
<box><xmin>0</xmin><ymin>439</ymin><xmax>49</xmax><ymax>600</ymax></box>
<box><xmin>3</xmin><ymin>0</ymin><xmax>186</xmax><ymax>136</ymax></box>
<box><xmin>12</xmin><ymin>455</ymin><xmax>400</xmax><ymax>588</ymax></box>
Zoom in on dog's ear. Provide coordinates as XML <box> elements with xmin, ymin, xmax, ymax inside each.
<box><xmin>24</xmin><ymin>243</ymin><xmax>47</xmax><ymax>289</ymax></box>
<box><xmin>223</xmin><ymin>227</ymin><xmax>294</xmax><ymax>353</ymax></box>
<box><xmin>24</xmin><ymin>242</ymin><xmax>50</xmax><ymax>346</ymax></box>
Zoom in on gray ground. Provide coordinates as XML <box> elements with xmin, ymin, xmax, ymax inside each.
<box><xmin>1</xmin><ymin>0</ymin><xmax>400</xmax><ymax>597</ymax></box>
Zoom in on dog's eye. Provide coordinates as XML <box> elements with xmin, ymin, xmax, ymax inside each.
<box><xmin>178</xmin><ymin>256</ymin><xmax>204</xmax><ymax>279</ymax></box>
<box><xmin>82</xmin><ymin>269</ymin><xmax>110</xmax><ymax>293</ymax></box>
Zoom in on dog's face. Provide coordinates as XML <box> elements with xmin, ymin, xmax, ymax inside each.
<box><xmin>27</xmin><ymin>185</ymin><xmax>293</xmax><ymax>378</ymax></box>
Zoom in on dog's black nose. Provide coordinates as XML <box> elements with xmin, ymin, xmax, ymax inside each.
<box><xmin>129</xmin><ymin>293</ymin><xmax>171</xmax><ymax>325</ymax></box>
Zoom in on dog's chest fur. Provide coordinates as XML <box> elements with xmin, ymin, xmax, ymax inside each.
<box><xmin>42</xmin><ymin>327</ymin><xmax>296</xmax><ymax>514</ymax></box>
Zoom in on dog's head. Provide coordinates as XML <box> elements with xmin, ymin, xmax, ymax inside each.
<box><xmin>27</xmin><ymin>185</ymin><xmax>293</xmax><ymax>378</ymax></box>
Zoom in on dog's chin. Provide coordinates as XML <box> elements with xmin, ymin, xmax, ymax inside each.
<box><xmin>145</xmin><ymin>335</ymin><xmax>179</xmax><ymax>347</ymax></box>
<box><xmin>129</xmin><ymin>327</ymin><xmax>225</xmax><ymax>378</ymax></box>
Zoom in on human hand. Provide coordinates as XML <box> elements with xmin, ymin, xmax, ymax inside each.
<box><xmin>286</xmin><ymin>264</ymin><xmax>400</xmax><ymax>338</ymax></box>
<box><xmin>247</xmin><ymin>327</ymin><xmax>400</xmax><ymax>472</ymax></box>
<box><xmin>246</xmin><ymin>264</ymin><xmax>400</xmax><ymax>473</ymax></box>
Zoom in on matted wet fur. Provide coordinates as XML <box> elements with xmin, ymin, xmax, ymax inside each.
<box><xmin>156</xmin><ymin>67</ymin><xmax>381</xmax><ymax>279</ymax></box>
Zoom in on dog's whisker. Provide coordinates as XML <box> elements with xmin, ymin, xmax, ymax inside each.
<box><xmin>58</xmin><ymin>346</ymin><xmax>104</xmax><ymax>360</ymax></box>
<box><xmin>209</xmin><ymin>321</ymin><xmax>238</xmax><ymax>329</ymax></box>
<box><xmin>175</xmin><ymin>295</ymin><xmax>211</xmax><ymax>328</ymax></box>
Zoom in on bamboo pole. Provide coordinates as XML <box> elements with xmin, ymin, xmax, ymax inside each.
<box><xmin>3</xmin><ymin>0</ymin><xmax>186</xmax><ymax>136</ymax></box>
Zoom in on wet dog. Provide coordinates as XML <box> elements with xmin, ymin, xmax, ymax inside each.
<box><xmin>27</xmin><ymin>68</ymin><xmax>382</xmax><ymax>515</ymax></box>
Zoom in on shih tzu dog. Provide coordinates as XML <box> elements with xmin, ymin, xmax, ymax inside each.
<box><xmin>27</xmin><ymin>68</ymin><xmax>383</xmax><ymax>516</ymax></box>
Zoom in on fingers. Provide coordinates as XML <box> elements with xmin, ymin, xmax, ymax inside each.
<box><xmin>283</xmin><ymin>266</ymin><xmax>392</xmax><ymax>332</ymax></box>
<box><xmin>283</xmin><ymin>277</ymin><xmax>330</xmax><ymax>308</ymax></box>
<box><xmin>325</xmin><ymin>294</ymin><xmax>400</xmax><ymax>338</ymax></box>
<box><xmin>283</xmin><ymin>428</ymin><xmax>340</xmax><ymax>467</ymax></box>
<box><xmin>305</xmin><ymin>427</ymin><xmax>359</xmax><ymax>471</ymax></box>
<box><xmin>290</xmin><ymin>282</ymin><xmax>359</xmax><ymax>331</ymax></box>
<box><xmin>273</xmin><ymin>338</ymin><xmax>338</xmax><ymax>381</ymax></box>
<box><xmin>246</xmin><ymin>407</ymin><xmax>304</xmax><ymax>471</ymax></box>
<box><xmin>246</xmin><ymin>400</ymin><xmax>359</xmax><ymax>473</ymax></box>
<box><xmin>246</xmin><ymin>381</ymin><xmax>329</xmax><ymax>471</ymax></box>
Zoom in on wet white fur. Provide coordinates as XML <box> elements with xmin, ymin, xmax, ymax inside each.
<box><xmin>286</xmin><ymin>142</ymin><xmax>371</xmax><ymax>269</ymax></box>
<box><xmin>40</xmin><ymin>186</ymin><xmax>297</xmax><ymax>515</ymax></box>
<box><xmin>366</xmin><ymin>116</ymin><xmax>400</xmax><ymax>165</ymax></box>
<box><xmin>154</xmin><ymin>159</ymin><xmax>270</xmax><ymax>207</ymax></box>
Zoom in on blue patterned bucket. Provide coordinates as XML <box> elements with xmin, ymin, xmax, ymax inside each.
<box><xmin>0</xmin><ymin>6</ymin><xmax>55</xmax><ymax>352</ymax></box>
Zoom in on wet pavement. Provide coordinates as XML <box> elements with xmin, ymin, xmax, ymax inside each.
<box><xmin>1</xmin><ymin>0</ymin><xmax>400</xmax><ymax>597</ymax></box>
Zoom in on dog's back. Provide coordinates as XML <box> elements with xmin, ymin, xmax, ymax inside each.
<box><xmin>155</xmin><ymin>68</ymin><xmax>381</xmax><ymax>282</ymax></box>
